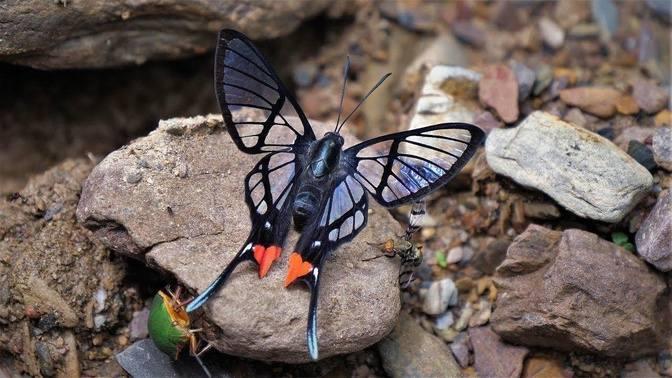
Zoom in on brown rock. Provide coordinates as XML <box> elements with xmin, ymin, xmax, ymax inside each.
<box><xmin>615</xmin><ymin>95</ymin><xmax>640</xmax><ymax>115</ymax></box>
<box><xmin>559</xmin><ymin>87</ymin><xmax>622</xmax><ymax>118</ymax></box>
<box><xmin>378</xmin><ymin>313</ymin><xmax>462</xmax><ymax>378</ymax></box>
<box><xmin>469</xmin><ymin>326</ymin><xmax>528</xmax><ymax>378</ymax></box>
<box><xmin>635</xmin><ymin>190</ymin><xmax>672</xmax><ymax>271</ymax></box>
<box><xmin>479</xmin><ymin>65</ymin><xmax>519</xmax><ymax>123</ymax></box>
<box><xmin>633</xmin><ymin>79</ymin><xmax>670</xmax><ymax>114</ymax></box>
<box><xmin>0</xmin><ymin>1</ymin><xmax>330</xmax><ymax>69</ymax></box>
<box><xmin>655</xmin><ymin>110</ymin><xmax>672</xmax><ymax>127</ymax></box>
<box><xmin>77</xmin><ymin>114</ymin><xmax>402</xmax><ymax>363</ymax></box>
<box><xmin>492</xmin><ymin>225</ymin><xmax>668</xmax><ymax>358</ymax></box>
<box><xmin>523</xmin><ymin>356</ymin><xmax>568</xmax><ymax>378</ymax></box>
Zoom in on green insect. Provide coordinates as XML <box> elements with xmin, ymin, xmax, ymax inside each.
<box><xmin>148</xmin><ymin>287</ymin><xmax>212</xmax><ymax>360</ymax></box>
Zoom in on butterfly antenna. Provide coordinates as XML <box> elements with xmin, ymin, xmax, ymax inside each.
<box><xmin>336</xmin><ymin>72</ymin><xmax>391</xmax><ymax>133</ymax></box>
<box><xmin>334</xmin><ymin>56</ymin><xmax>351</xmax><ymax>133</ymax></box>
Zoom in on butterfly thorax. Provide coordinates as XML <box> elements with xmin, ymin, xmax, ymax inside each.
<box><xmin>293</xmin><ymin>132</ymin><xmax>344</xmax><ymax>229</ymax></box>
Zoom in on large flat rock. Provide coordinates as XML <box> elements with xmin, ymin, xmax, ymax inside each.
<box><xmin>0</xmin><ymin>1</ymin><xmax>329</xmax><ymax>69</ymax></box>
<box><xmin>77</xmin><ymin>114</ymin><xmax>402</xmax><ymax>363</ymax></box>
<box><xmin>485</xmin><ymin>111</ymin><xmax>653</xmax><ymax>223</ymax></box>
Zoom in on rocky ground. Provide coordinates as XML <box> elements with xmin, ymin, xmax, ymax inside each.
<box><xmin>1</xmin><ymin>0</ymin><xmax>671</xmax><ymax>377</ymax></box>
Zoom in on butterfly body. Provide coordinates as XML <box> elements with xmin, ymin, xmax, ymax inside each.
<box><xmin>185</xmin><ymin>29</ymin><xmax>485</xmax><ymax>361</ymax></box>
<box><xmin>294</xmin><ymin>132</ymin><xmax>345</xmax><ymax>228</ymax></box>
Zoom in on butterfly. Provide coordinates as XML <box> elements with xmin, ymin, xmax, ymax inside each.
<box><xmin>185</xmin><ymin>29</ymin><xmax>485</xmax><ymax>360</ymax></box>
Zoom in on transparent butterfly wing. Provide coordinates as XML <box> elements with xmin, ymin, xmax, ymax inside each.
<box><xmin>343</xmin><ymin>123</ymin><xmax>485</xmax><ymax>207</ymax></box>
<box><xmin>216</xmin><ymin>29</ymin><xmax>316</xmax><ymax>154</ymax></box>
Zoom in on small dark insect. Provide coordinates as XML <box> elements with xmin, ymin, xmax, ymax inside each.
<box><xmin>185</xmin><ymin>29</ymin><xmax>484</xmax><ymax>360</ymax></box>
<box><xmin>363</xmin><ymin>201</ymin><xmax>426</xmax><ymax>287</ymax></box>
<box><xmin>166</xmin><ymin>206</ymin><xmax>174</xmax><ymax>216</ymax></box>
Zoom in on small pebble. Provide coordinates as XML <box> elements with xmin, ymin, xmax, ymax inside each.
<box><xmin>422</xmin><ymin>278</ymin><xmax>458</xmax><ymax>315</ymax></box>
<box><xmin>454</xmin><ymin>303</ymin><xmax>474</xmax><ymax>331</ymax></box>
<box><xmin>435</xmin><ymin>311</ymin><xmax>455</xmax><ymax>330</ymax></box>
<box><xmin>628</xmin><ymin>141</ymin><xmax>657</xmax><ymax>171</ymax></box>
<box><xmin>539</xmin><ymin>17</ymin><xmax>565</xmax><ymax>49</ymax></box>
<box><xmin>446</xmin><ymin>247</ymin><xmax>464</xmax><ymax>264</ymax></box>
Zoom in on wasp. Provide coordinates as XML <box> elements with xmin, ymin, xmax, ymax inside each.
<box><xmin>364</xmin><ymin>201</ymin><xmax>426</xmax><ymax>287</ymax></box>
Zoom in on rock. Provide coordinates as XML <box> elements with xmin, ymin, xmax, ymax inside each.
<box><xmin>615</xmin><ymin>95</ymin><xmax>640</xmax><ymax>115</ymax></box>
<box><xmin>614</xmin><ymin>126</ymin><xmax>657</xmax><ymax>150</ymax></box>
<box><xmin>559</xmin><ymin>87</ymin><xmax>621</xmax><ymax>118</ymax></box>
<box><xmin>635</xmin><ymin>190</ymin><xmax>672</xmax><ymax>271</ymax></box>
<box><xmin>422</xmin><ymin>278</ymin><xmax>458</xmax><ymax>315</ymax></box>
<box><xmin>434</xmin><ymin>312</ymin><xmax>455</xmax><ymax>330</ymax></box>
<box><xmin>486</xmin><ymin>111</ymin><xmax>653</xmax><ymax>223</ymax></box>
<box><xmin>378</xmin><ymin>313</ymin><xmax>462</xmax><ymax>378</ymax></box>
<box><xmin>77</xmin><ymin>114</ymin><xmax>401</xmax><ymax>363</ymax></box>
<box><xmin>554</xmin><ymin>0</ymin><xmax>591</xmax><ymax>29</ymax></box>
<box><xmin>446</xmin><ymin>246</ymin><xmax>465</xmax><ymax>264</ymax></box>
<box><xmin>469</xmin><ymin>326</ymin><xmax>528</xmax><ymax>378</ymax></box>
<box><xmin>533</xmin><ymin>65</ymin><xmax>553</xmax><ymax>96</ymax></box>
<box><xmin>653</xmin><ymin>128</ymin><xmax>672</xmax><ymax>171</ymax></box>
<box><xmin>407</xmin><ymin>65</ymin><xmax>481</xmax><ymax>159</ymax></box>
<box><xmin>0</xmin><ymin>1</ymin><xmax>330</xmax><ymax>69</ymax></box>
<box><xmin>633</xmin><ymin>79</ymin><xmax>670</xmax><ymax>114</ymax></box>
<box><xmin>129</xmin><ymin>308</ymin><xmax>150</xmax><ymax>340</ymax></box>
<box><xmin>468</xmin><ymin>299</ymin><xmax>492</xmax><ymax>328</ymax></box>
<box><xmin>492</xmin><ymin>225</ymin><xmax>668</xmax><ymax>358</ymax></box>
<box><xmin>473</xmin><ymin>111</ymin><xmax>504</xmax><ymax>134</ymax></box>
<box><xmin>450</xmin><ymin>332</ymin><xmax>471</xmax><ymax>368</ymax></box>
<box><xmin>591</xmin><ymin>0</ymin><xmax>620</xmax><ymax>38</ymax></box>
<box><xmin>512</xmin><ymin>62</ymin><xmax>536</xmax><ymax>101</ymax></box>
<box><xmin>479</xmin><ymin>65</ymin><xmax>519</xmax><ymax>123</ymax></box>
<box><xmin>116</xmin><ymin>339</ymin><xmax>231</xmax><ymax>378</ymax></box>
<box><xmin>522</xmin><ymin>202</ymin><xmax>561</xmax><ymax>219</ymax></box>
<box><xmin>539</xmin><ymin>17</ymin><xmax>565</xmax><ymax>49</ymax></box>
<box><xmin>523</xmin><ymin>356</ymin><xmax>567</xmax><ymax>378</ymax></box>
<box><xmin>454</xmin><ymin>303</ymin><xmax>474</xmax><ymax>332</ymax></box>
<box><xmin>451</xmin><ymin>21</ymin><xmax>486</xmax><ymax>48</ymax></box>
<box><xmin>563</xmin><ymin>108</ymin><xmax>587</xmax><ymax>128</ymax></box>
<box><xmin>655</xmin><ymin>110</ymin><xmax>672</xmax><ymax>127</ymax></box>
<box><xmin>627</xmin><ymin>141</ymin><xmax>657</xmax><ymax>171</ymax></box>
<box><xmin>472</xmin><ymin>238</ymin><xmax>510</xmax><ymax>275</ymax></box>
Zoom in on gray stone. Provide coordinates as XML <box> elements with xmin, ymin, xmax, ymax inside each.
<box><xmin>469</xmin><ymin>326</ymin><xmax>528</xmax><ymax>378</ymax></box>
<box><xmin>486</xmin><ymin>111</ymin><xmax>653</xmax><ymax>223</ymax></box>
<box><xmin>450</xmin><ymin>332</ymin><xmax>471</xmax><ymax>369</ymax></box>
<box><xmin>129</xmin><ymin>308</ymin><xmax>150</xmax><ymax>340</ymax></box>
<box><xmin>422</xmin><ymin>278</ymin><xmax>458</xmax><ymax>315</ymax></box>
<box><xmin>77</xmin><ymin>114</ymin><xmax>402</xmax><ymax>363</ymax></box>
<box><xmin>511</xmin><ymin>62</ymin><xmax>536</xmax><ymax>101</ymax></box>
<box><xmin>0</xmin><ymin>1</ymin><xmax>330</xmax><ymax>69</ymax></box>
<box><xmin>635</xmin><ymin>190</ymin><xmax>672</xmax><ymax>271</ymax></box>
<box><xmin>378</xmin><ymin>313</ymin><xmax>462</xmax><ymax>378</ymax></box>
<box><xmin>116</xmin><ymin>339</ymin><xmax>231</xmax><ymax>378</ymax></box>
<box><xmin>653</xmin><ymin>127</ymin><xmax>672</xmax><ymax>171</ymax></box>
<box><xmin>492</xmin><ymin>225</ymin><xmax>668</xmax><ymax>358</ymax></box>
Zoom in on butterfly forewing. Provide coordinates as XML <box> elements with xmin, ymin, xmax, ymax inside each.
<box><xmin>344</xmin><ymin>123</ymin><xmax>485</xmax><ymax>207</ymax></box>
<box><xmin>216</xmin><ymin>30</ymin><xmax>315</xmax><ymax>154</ymax></box>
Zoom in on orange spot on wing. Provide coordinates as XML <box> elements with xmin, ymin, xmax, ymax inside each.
<box><xmin>253</xmin><ymin>244</ymin><xmax>265</xmax><ymax>265</ymax></box>
<box><xmin>284</xmin><ymin>252</ymin><xmax>313</xmax><ymax>287</ymax></box>
<box><xmin>258</xmin><ymin>245</ymin><xmax>282</xmax><ymax>278</ymax></box>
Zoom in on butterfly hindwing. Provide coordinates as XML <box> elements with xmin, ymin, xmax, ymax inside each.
<box><xmin>216</xmin><ymin>29</ymin><xmax>316</xmax><ymax>153</ymax></box>
<box><xmin>343</xmin><ymin>123</ymin><xmax>485</xmax><ymax>207</ymax></box>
